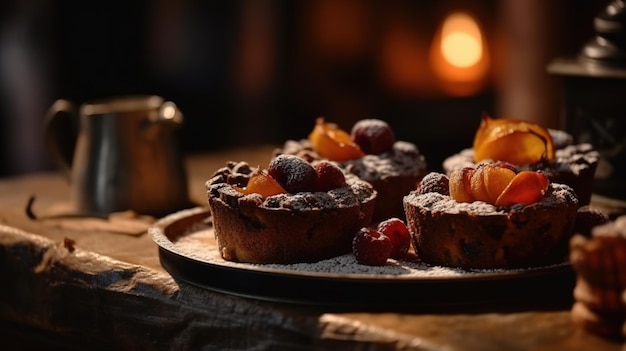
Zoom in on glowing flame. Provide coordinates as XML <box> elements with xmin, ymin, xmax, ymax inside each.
<box><xmin>430</xmin><ymin>12</ymin><xmax>489</xmax><ymax>95</ymax></box>
<box><xmin>440</xmin><ymin>13</ymin><xmax>483</xmax><ymax>68</ymax></box>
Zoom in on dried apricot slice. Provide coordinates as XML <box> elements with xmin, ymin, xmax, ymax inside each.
<box><xmin>450</xmin><ymin>164</ymin><xmax>548</xmax><ymax>206</ymax></box>
<box><xmin>308</xmin><ymin>118</ymin><xmax>365</xmax><ymax>162</ymax></box>
<box><xmin>234</xmin><ymin>170</ymin><xmax>287</xmax><ymax>197</ymax></box>
<box><xmin>483</xmin><ymin>164</ymin><xmax>516</xmax><ymax>203</ymax></box>
<box><xmin>473</xmin><ymin>114</ymin><xmax>555</xmax><ymax>165</ymax></box>
<box><xmin>449</xmin><ymin>167</ymin><xmax>474</xmax><ymax>203</ymax></box>
<box><xmin>468</xmin><ymin>164</ymin><xmax>517</xmax><ymax>203</ymax></box>
<box><xmin>472</xmin><ymin>113</ymin><xmax>512</xmax><ymax>150</ymax></box>
<box><xmin>495</xmin><ymin>171</ymin><xmax>549</xmax><ymax>206</ymax></box>
<box><xmin>469</xmin><ymin>165</ymin><xmax>491</xmax><ymax>203</ymax></box>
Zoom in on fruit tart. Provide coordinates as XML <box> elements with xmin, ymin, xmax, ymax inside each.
<box><xmin>403</xmin><ymin>163</ymin><xmax>579</xmax><ymax>269</ymax></box>
<box><xmin>442</xmin><ymin>114</ymin><xmax>599</xmax><ymax>206</ymax></box>
<box><xmin>206</xmin><ymin>155</ymin><xmax>377</xmax><ymax>264</ymax></box>
<box><xmin>275</xmin><ymin>117</ymin><xmax>427</xmax><ymax>221</ymax></box>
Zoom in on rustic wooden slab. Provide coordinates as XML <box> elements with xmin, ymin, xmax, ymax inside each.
<box><xmin>0</xmin><ymin>147</ymin><xmax>623</xmax><ymax>350</ymax></box>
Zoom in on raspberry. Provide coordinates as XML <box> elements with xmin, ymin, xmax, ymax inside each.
<box><xmin>268</xmin><ymin>154</ymin><xmax>318</xmax><ymax>193</ymax></box>
<box><xmin>377</xmin><ymin>217</ymin><xmax>411</xmax><ymax>258</ymax></box>
<box><xmin>416</xmin><ymin>172</ymin><xmax>450</xmax><ymax>195</ymax></box>
<box><xmin>352</xmin><ymin>227</ymin><xmax>392</xmax><ymax>266</ymax></box>
<box><xmin>314</xmin><ymin>161</ymin><xmax>346</xmax><ymax>191</ymax></box>
<box><xmin>350</xmin><ymin>119</ymin><xmax>395</xmax><ymax>155</ymax></box>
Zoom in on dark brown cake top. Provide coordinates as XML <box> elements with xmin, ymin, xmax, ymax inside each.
<box><xmin>404</xmin><ymin>182</ymin><xmax>579</xmax><ymax>215</ymax></box>
<box><xmin>276</xmin><ymin>139</ymin><xmax>427</xmax><ymax>180</ymax></box>
<box><xmin>206</xmin><ymin>161</ymin><xmax>376</xmax><ymax>211</ymax></box>
<box><xmin>549</xmin><ymin>143</ymin><xmax>599</xmax><ymax>176</ymax></box>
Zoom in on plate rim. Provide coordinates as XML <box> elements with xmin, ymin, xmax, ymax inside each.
<box><xmin>150</xmin><ymin>207</ymin><xmax>572</xmax><ymax>282</ymax></box>
<box><xmin>150</xmin><ymin>207</ymin><xmax>575</xmax><ymax>308</ymax></box>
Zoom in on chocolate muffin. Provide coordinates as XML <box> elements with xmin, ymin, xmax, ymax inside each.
<box><xmin>569</xmin><ymin>215</ymin><xmax>626</xmax><ymax>339</ymax></box>
<box><xmin>206</xmin><ymin>161</ymin><xmax>377</xmax><ymax>264</ymax></box>
<box><xmin>276</xmin><ymin>119</ymin><xmax>427</xmax><ymax>221</ymax></box>
<box><xmin>443</xmin><ymin>129</ymin><xmax>599</xmax><ymax>206</ymax></box>
<box><xmin>403</xmin><ymin>173</ymin><xmax>579</xmax><ymax>269</ymax></box>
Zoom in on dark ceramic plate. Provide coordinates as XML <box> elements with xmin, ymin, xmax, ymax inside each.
<box><xmin>150</xmin><ymin>207</ymin><xmax>575</xmax><ymax>311</ymax></box>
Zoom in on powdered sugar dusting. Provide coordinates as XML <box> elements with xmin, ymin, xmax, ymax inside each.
<box><xmin>160</xmin><ymin>227</ymin><xmax>550</xmax><ymax>279</ymax></box>
<box><xmin>442</xmin><ymin>141</ymin><xmax>599</xmax><ymax>177</ymax></box>
<box><xmin>254</xmin><ymin>254</ymin><xmax>467</xmax><ymax>278</ymax></box>
<box><xmin>343</xmin><ymin>141</ymin><xmax>427</xmax><ymax>180</ymax></box>
<box><xmin>276</xmin><ymin>138</ymin><xmax>427</xmax><ymax>180</ymax></box>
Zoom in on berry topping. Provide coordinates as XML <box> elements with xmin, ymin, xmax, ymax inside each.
<box><xmin>351</xmin><ymin>119</ymin><xmax>395</xmax><ymax>155</ymax></box>
<box><xmin>268</xmin><ymin>154</ymin><xmax>318</xmax><ymax>194</ymax></box>
<box><xmin>352</xmin><ymin>227</ymin><xmax>392</xmax><ymax>266</ymax></box>
<box><xmin>377</xmin><ymin>218</ymin><xmax>411</xmax><ymax>258</ymax></box>
<box><xmin>449</xmin><ymin>163</ymin><xmax>550</xmax><ymax>206</ymax></box>
<box><xmin>473</xmin><ymin>113</ymin><xmax>555</xmax><ymax>165</ymax></box>
<box><xmin>416</xmin><ymin>172</ymin><xmax>450</xmax><ymax>195</ymax></box>
<box><xmin>314</xmin><ymin>160</ymin><xmax>347</xmax><ymax>191</ymax></box>
<box><xmin>308</xmin><ymin>118</ymin><xmax>365</xmax><ymax>162</ymax></box>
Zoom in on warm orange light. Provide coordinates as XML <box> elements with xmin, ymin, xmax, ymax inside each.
<box><xmin>441</xmin><ymin>14</ymin><xmax>482</xmax><ymax>68</ymax></box>
<box><xmin>430</xmin><ymin>12</ymin><xmax>490</xmax><ymax>96</ymax></box>
<box><xmin>379</xmin><ymin>21</ymin><xmax>433</xmax><ymax>97</ymax></box>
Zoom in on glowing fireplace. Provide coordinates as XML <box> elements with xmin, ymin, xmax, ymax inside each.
<box><xmin>429</xmin><ymin>11</ymin><xmax>490</xmax><ymax>96</ymax></box>
<box><xmin>378</xmin><ymin>5</ymin><xmax>493</xmax><ymax>100</ymax></box>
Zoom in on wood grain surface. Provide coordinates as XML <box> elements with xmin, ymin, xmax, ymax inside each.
<box><xmin>0</xmin><ymin>146</ymin><xmax>623</xmax><ymax>350</ymax></box>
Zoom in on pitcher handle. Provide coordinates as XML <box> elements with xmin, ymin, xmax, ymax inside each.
<box><xmin>44</xmin><ymin>99</ymin><xmax>78</xmax><ymax>181</ymax></box>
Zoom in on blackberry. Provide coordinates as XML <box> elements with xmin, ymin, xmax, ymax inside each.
<box><xmin>268</xmin><ymin>154</ymin><xmax>318</xmax><ymax>193</ymax></box>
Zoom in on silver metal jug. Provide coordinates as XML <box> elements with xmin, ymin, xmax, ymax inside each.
<box><xmin>45</xmin><ymin>95</ymin><xmax>191</xmax><ymax>217</ymax></box>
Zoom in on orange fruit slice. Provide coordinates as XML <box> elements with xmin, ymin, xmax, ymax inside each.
<box><xmin>495</xmin><ymin>171</ymin><xmax>549</xmax><ymax>206</ymax></box>
<box><xmin>468</xmin><ymin>164</ymin><xmax>516</xmax><ymax>203</ymax></box>
<box><xmin>469</xmin><ymin>165</ymin><xmax>491</xmax><ymax>203</ymax></box>
<box><xmin>308</xmin><ymin>118</ymin><xmax>365</xmax><ymax>162</ymax></box>
<box><xmin>483</xmin><ymin>164</ymin><xmax>516</xmax><ymax>203</ymax></box>
<box><xmin>473</xmin><ymin>114</ymin><xmax>555</xmax><ymax>165</ymax></box>
<box><xmin>449</xmin><ymin>167</ymin><xmax>475</xmax><ymax>203</ymax></box>
<box><xmin>450</xmin><ymin>163</ymin><xmax>548</xmax><ymax>206</ymax></box>
<box><xmin>234</xmin><ymin>170</ymin><xmax>287</xmax><ymax>197</ymax></box>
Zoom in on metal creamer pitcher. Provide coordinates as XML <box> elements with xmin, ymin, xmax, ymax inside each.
<box><xmin>45</xmin><ymin>95</ymin><xmax>190</xmax><ymax>217</ymax></box>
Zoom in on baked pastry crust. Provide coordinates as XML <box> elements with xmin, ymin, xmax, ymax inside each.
<box><xmin>276</xmin><ymin>139</ymin><xmax>427</xmax><ymax>220</ymax></box>
<box><xmin>403</xmin><ymin>180</ymin><xmax>579</xmax><ymax>269</ymax></box>
<box><xmin>569</xmin><ymin>216</ymin><xmax>626</xmax><ymax>339</ymax></box>
<box><xmin>206</xmin><ymin>161</ymin><xmax>377</xmax><ymax>264</ymax></box>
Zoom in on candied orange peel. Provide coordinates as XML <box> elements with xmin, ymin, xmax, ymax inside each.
<box><xmin>473</xmin><ymin>113</ymin><xmax>555</xmax><ymax>165</ymax></box>
<box><xmin>308</xmin><ymin>117</ymin><xmax>365</xmax><ymax>162</ymax></box>
<box><xmin>234</xmin><ymin>169</ymin><xmax>287</xmax><ymax>197</ymax></box>
<box><xmin>449</xmin><ymin>163</ymin><xmax>549</xmax><ymax>206</ymax></box>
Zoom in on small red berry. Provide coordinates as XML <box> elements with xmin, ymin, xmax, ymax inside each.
<box><xmin>352</xmin><ymin>227</ymin><xmax>392</xmax><ymax>266</ymax></box>
<box><xmin>314</xmin><ymin>160</ymin><xmax>346</xmax><ymax>191</ymax></box>
<box><xmin>416</xmin><ymin>172</ymin><xmax>450</xmax><ymax>196</ymax></box>
<box><xmin>351</xmin><ymin>119</ymin><xmax>395</xmax><ymax>155</ymax></box>
<box><xmin>377</xmin><ymin>217</ymin><xmax>411</xmax><ymax>258</ymax></box>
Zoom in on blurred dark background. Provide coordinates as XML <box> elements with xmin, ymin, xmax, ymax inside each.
<box><xmin>0</xmin><ymin>0</ymin><xmax>606</xmax><ymax>177</ymax></box>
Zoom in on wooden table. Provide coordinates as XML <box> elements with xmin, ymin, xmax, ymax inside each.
<box><xmin>1</xmin><ymin>146</ymin><xmax>624</xmax><ymax>351</ymax></box>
